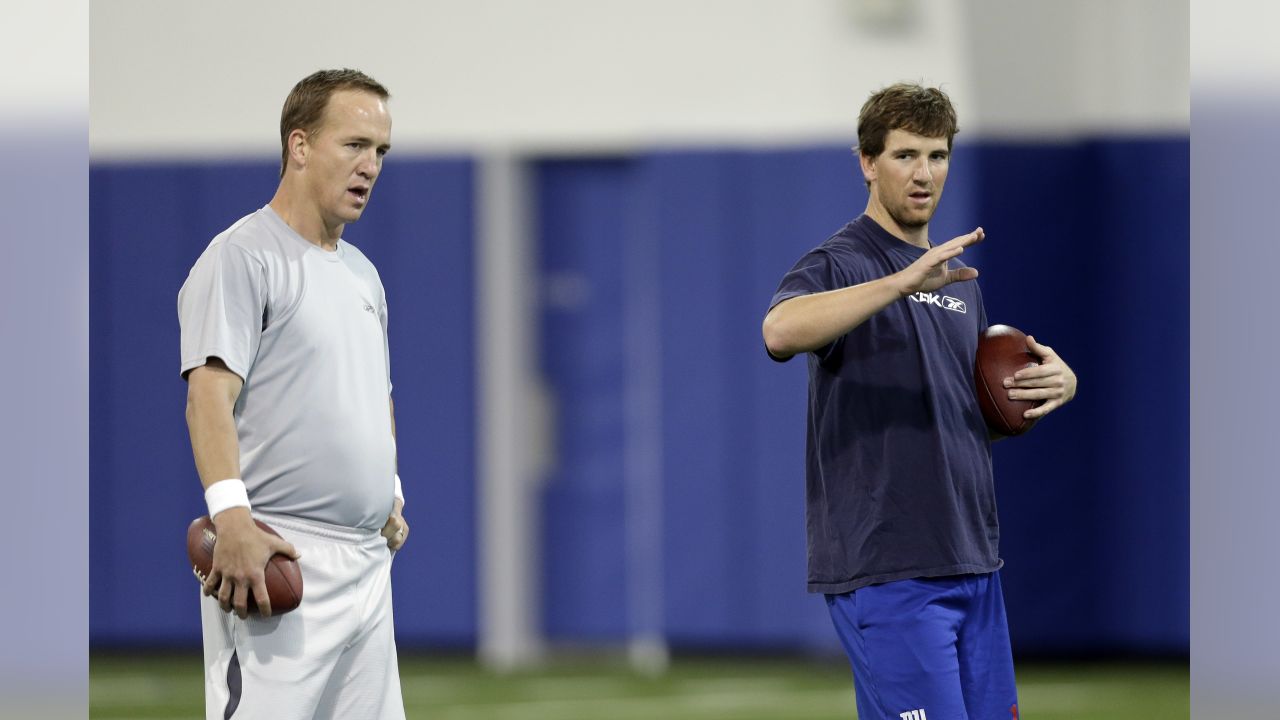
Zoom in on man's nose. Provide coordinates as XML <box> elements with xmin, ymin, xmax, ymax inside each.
<box><xmin>358</xmin><ymin>150</ymin><xmax>379</xmax><ymax>179</ymax></box>
<box><xmin>912</xmin><ymin>158</ymin><xmax>933</xmax><ymax>182</ymax></box>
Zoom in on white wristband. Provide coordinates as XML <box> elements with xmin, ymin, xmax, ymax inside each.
<box><xmin>394</xmin><ymin>473</ymin><xmax>404</xmax><ymax>506</ymax></box>
<box><xmin>205</xmin><ymin>478</ymin><xmax>251</xmax><ymax>519</ymax></box>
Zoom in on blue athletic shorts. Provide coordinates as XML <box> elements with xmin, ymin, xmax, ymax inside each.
<box><xmin>825</xmin><ymin>572</ymin><xmax>1019</xmax><ymax>720</ymax></box>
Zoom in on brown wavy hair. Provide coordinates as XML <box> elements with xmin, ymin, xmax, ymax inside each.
<box><xmin>279</xmin><ymin>69</ymin><xmax>390</xmax><ymax>177</ymax></box>
<box><xmin>855</xmin><ymin>83</ymin><xmax>958</xmax><ymax>160</ymax></box>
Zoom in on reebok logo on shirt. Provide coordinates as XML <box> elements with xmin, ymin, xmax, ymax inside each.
<box><xmin>907</xmin><ymin>291</ymin><xmax>966</xmax><ymax>314</ymax></box>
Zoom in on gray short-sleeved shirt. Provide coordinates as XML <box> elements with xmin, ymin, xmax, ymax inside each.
<box><xmin>178</xmin><ymin>206</ymin><xmax>396</xmax><ymax>530</ymax></box>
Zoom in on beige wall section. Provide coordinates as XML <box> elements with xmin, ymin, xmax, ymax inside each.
<box><xmin>90</xmin><ymin>0</ymin><xmax>973</xmax><ymax>157</ymax></box>
<box><xmin>963</xmin><ymin>0</ymin><xmax>1189</xmax><ymax>137</ymax></box>
<box><xmin>90</xmin><ymin>0</ymin><xmax>1187</xmax><ymax>157</ymax></box>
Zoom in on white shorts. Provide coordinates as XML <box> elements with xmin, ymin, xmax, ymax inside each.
<box><xmin>201</xmin><ymin>512</ymin><xmax>405</xmax><ymax>720</ymax></box>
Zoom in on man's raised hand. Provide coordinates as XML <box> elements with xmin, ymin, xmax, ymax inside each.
<box><xmin>894</xmin><ymin>227</ymin><xmax>984</xmax><ymax>297</ymax></box>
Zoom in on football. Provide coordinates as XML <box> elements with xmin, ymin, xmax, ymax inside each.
<box><xmin>974</xmin><ymin>324</ymin><xmax>1043</xmax><ymax>436</ymax></box>
<box><xmin>186</xmin><ymin>515</ymin><xmax>303</xmax><ymax>615</ymax></box>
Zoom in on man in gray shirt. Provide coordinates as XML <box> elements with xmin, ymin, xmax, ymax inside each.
<box><xmin>179</xmin><ymin>69</ymin><xmax>408</xmax><ymax>720</ymax></box>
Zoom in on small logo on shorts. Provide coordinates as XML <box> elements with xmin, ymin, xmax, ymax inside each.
<box><xmin>363</xmin><ymin>303</ymin><xmax>376</xmax><ymax>314</ymax></box>
<box><xmin>900</xmin><ymin>710</ymin><xmax>928</xmax><ymax>720</ymax></box>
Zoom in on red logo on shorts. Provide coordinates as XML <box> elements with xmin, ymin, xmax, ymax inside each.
<box><xmin>1010</xmin><ymin>704</ymin><xmax>1019</xmax><ymax>719</ymax></box>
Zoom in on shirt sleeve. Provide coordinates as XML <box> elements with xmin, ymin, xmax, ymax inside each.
<box><xmin>768</xmin><ymin>248</ymin><xmax>845</xmax><ymax>313</ymax></box>
<box><xmin>766</xmin><ymin>248</ymin><xmax>848</xmax><ymax>362</ymax></box>
<box><xmin>177</xmin><ymin>240</ymin><xmax>267</xmax><ymax>381</ymax></box>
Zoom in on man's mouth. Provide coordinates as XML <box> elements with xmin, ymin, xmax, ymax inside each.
<box><xmin>348</xmin><ymin>186</ymin><xmax>370</xmax><ymax>203</ymax></box>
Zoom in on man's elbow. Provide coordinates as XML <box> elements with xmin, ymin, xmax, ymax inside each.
<box><xmin>761</xmin><ymin>313</ymin><xmax>797</xmax><ymax>360</ymax></box>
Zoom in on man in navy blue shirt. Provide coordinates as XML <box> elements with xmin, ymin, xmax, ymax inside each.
<box><xmin>763</xmin><ymin>83</ymin><xmax>1077</xmax><ymax>720</ymax></box>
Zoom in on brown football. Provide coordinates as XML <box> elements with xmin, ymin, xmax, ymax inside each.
<box><xmin>974</xmin><ymin>324</ymin><xmax>1043</xmax><ymax>437</ymax></box>
<box><xmin>186</xmin><ymin>515</ymin><xmax>303</xmax><ymax>615</ymax></box>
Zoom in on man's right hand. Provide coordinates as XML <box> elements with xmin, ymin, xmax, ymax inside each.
<box><xmin>203</xmin><ymin>507</ymin><xmax>300</xmax><ymax>619</ymax></box>
<box><xmin>891</xmin><ymin>227</ymin><xmax>984</xmax><ymax>296</ymax></box>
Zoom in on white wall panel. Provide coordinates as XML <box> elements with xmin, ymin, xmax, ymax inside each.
<box><xmin>90</xmin><ymin>0</ymin><xmax>969</xmax><ymax>156</ymax></box>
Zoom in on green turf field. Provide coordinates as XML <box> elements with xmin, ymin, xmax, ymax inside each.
<box><xmin>90</xmin><ymin>653</ymin><xmax>1187</xmax><ymax>719</ymax></box>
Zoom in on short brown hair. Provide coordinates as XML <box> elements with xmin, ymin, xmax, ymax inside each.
<box><xmin>279</xmin><ymin>69</ymin><xmax>390</xmax><ymax>177</ymax></box>
<box><xmin>855</xmin><ymin>83</ymin><xmax>958</xmax><ymax>159</ymax></box>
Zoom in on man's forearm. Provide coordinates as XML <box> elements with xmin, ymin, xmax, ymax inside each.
<box><xmin>186</xmin><ymin>402</ymin><xmax>241</xmax><ymax>490</ymax></box>
<box><xmin>388</xmin><ymin>394</ymin><xmax>398</xmax><ymax>472</ymax></box>
<box><xmin>762</xmin><ymin>276</ymin><xmax>903</xmax><ymax>359</ymax></box>
<box><xmin>185</xmin><ymin>365</ymin><xmax>244</xmax><ymax>490</ymax></box>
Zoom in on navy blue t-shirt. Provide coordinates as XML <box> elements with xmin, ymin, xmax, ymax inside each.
<box><xmin>770</xmin><ymin>214</ymin><xmax>1000</xmax><ymax>594</ymax></box>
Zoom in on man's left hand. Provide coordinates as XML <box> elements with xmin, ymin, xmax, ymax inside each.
<box><xmin>381</xmin><ymin>499</ymin><xmax>409</xmax><ymax>550</ymax></box>
<box><xmin>1004</xmin><ymin>334</ymin><xmax>1077</xmax><ymax>420</ymax></box>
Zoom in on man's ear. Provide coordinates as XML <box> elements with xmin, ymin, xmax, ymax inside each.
<box><xmin>859</xmin><ymin>151</ymin><xmax>877</xmax><ymax>185</ymax></box>
<box><xmin>286</xmin><ymin>128</ymin><xmax>309</xmax><ymax>170</ymax></box>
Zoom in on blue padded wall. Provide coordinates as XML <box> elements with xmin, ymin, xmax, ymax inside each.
<box><xmin>90</xmin><ymin>138</ymin><xmax>1187</xmax><ymax>655</ymax></box>
<box><xmin>532</xmin><ymin>138</ymin><xmax>1188</xmax><ymax>654</ymax></box>
<box><xmin>89</xmin><ymin>158</ymin><xmax>476</xmax><ymax>646</ymax></box>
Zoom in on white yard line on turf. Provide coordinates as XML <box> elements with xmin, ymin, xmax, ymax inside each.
<box><xmin>397</xmin><ymin>675</ymin><xmax>633</xmax><ymax>703</ymax></box>
<box><xmin>676</xmin><ymin>677</ymin><xmax>798</xmax><ymax>695</ymax></box>
<box><xmin>427</xmin><ymin>688</ymin><xmax>854</xmax><ymax>720</ymax></box>
<box><xmin>1018</xmin><ymin>679</ymin><xmax>1104</xmax><ymax>713</ymax></box>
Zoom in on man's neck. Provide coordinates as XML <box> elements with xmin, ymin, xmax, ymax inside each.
<box><xmin>864</xmin><ymin>202</ymin><xmax>930</xmax><ymax>250</ymax></box>
<box><xmin>269</xmin><ymin>184</ymin><xmax>343</xmax><ymax>251</ymax></box>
